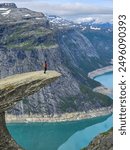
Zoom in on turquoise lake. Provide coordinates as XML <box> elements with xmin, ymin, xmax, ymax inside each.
<box><xmin>7</xmin><ymin>72</ymin><xmax>113</xmax><ymax>150</ymax></box>
<box><xmin>94</xmin><ymin>71</ymin><xmax>113</xmax><ymax>88</ymax></box>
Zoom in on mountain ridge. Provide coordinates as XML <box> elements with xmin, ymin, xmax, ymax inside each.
<box><xmin>0</xmin><ymin>3</ymin><xmax>17</xmax><ymax>8</ymax></box>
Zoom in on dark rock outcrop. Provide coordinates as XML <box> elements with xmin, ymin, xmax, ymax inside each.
<box><xmin>0</xmin><ymin>3</ymin><xmax>17</xmax><ymax>8</ymax></box>
<box><xmin>83</xmin><ymin>128</ymin><xmax>113</xmax><ymax>150</ymax></box>
<box><xmin>0</xmin><ymin>112</ymin><xmax>23</xmax><ymax>150</ymax></box>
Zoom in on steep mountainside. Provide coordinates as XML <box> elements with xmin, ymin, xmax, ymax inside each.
<box><xmin>0</xmin><ymin>3</ymin><xmax>112</xmax><ymax>115</ymax></box>
<box><xmin>81</xmin><ymin>29</ymin><xmax>113</xmax><ymax>64</ymax></box>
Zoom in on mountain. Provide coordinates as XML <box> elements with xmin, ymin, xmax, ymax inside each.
<box><xmin>47</xmin><ymin>15</ymin><xmax>113</xmax><ymax>65</ymax></box>
<box><xmin>47</xmin><ymin>15</ymin><xmax>78</xmax><ymax>29</ymax></box>
<box><xmin>0</xmin><ymin>3</ymin><xmax>17</xmax><ymax>8</ymax></box>
<box><xmin>79</xmin><ymin>23</ymin><xmax>113</xmax><ymax>33</ymax></box>
<box><xmin>74</xmin><ymin>16</ymin><xmax>112</xmax><ymax>27</ymax></box>
<box><xmin>0</xmin><ymin>3</ymin><xmax>112</xmax><ymax>116</ymax></box>
<box><xmin>47</xmin><ymin>15</ymin><xmax>112</xmax><ymax>30</ymax></box>
<box><xmin>81</xmin><ymin>27</ymin><xmax>113</xmax><ymax>64</ymax></box>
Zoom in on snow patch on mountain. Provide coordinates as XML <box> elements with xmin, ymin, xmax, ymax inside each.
<box><xmin>47</xmin><ymin>15</ymin><xmax>75</xmax><ymax>28</ymax></box>
<box><xmin>1</xmin><ymin>9</ymin><xmax>11</xmax><ymax>16</ymax></box>
<box><xmin>24</xmin><ymin>14</ymin><xmax>31</xmax><ymax>17</ymax></box>
<box><xmin>76</xmin><ymin>17</ymin><xmax>95</xmax><ymax>24</ymax></box>
<box><xmin>0</xmin><ymin>8</ymin><xmax>8</xmax><ymax>11</ymax></box>
<box><xmin>90</xmin><ymin>26</ymin><xmax>101</xmax><ymax>30</ymax></box>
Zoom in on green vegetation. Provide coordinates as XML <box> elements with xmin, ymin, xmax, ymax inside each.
<box><xmin>81</xmin><ymin>128</ymin><xmax>113</xmax><ymax>150</ymax></box>
<box><xmin>81</xmin><ymin>148</ymin><xmax>86</xmax><ymax>150</ymax></box>
<box><xmin>2</xmin><ymin>22</ymin><xmax>56</xmax><ymax>51</ymax></box>
<box><xmin>59</xmin><ymin>83</ymin><xmax>112</xmax><ymax>112</ymax></box>
<box><xmin>79</xmin><ymin>84</ymin><xmax>112</xmax><ymax>106</ymax></box>
<box><xmin>101</xmin><ymin>128</ymin><xmax>113</xmax><ymax>136</ymax></box>
<box><xmin>7</xmin><ymin>42</ymin><xmax>58</xmax><ymax>50</ymax></box>
<box><xmin>34</xmin><ymin>28</ymin><xmax>52</xmax><ymax>37</ymax></box>
<box><xmin>59</xmin><ymin>96</ymin><xmax>78</xmax><ymax>112</ymax></box>
<box><xmin>22</xmin><ymin>98</ymin><xmax>29</xmax><ymax>105</ymax></box>
<box><xmin>7</xmin><ymin>27</ymin><xmax>52</xmax><ymax>42</ymax></box>
<box><xmin>62</xmin><ymin>54</ymin><xmax>101</xmax><ymax>89</ymax></box>
<box><xmin>7</xmin><ymin>41</ymin><xmax>33</xmax><ymax>50</ymax></box>
<box><xmin>34</xmin><ymin>44</ymin><xmax>58</xmax><ymax>50</ymax></box>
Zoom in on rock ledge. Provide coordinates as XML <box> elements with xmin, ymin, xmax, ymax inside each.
<box><xmin>0</xmin><ymin>70</ymin><xmax>61</xmax><ymax>150</ymax></box>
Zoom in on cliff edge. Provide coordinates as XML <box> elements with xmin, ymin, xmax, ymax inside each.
<box><xmin>0</xmin><ymin>70</ymin><xmax>61</xmax><ymax>150</ymax></box>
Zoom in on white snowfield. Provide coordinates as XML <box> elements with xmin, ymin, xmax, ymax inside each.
<box><xmin>24</xmin><ymin>14</ymin><xmax>31</xmax><ymax>17</ymax></box>
<box><xmin>36</xmin><ymin>17</ymin><xmax>42</xmax><ymax>20</ymax></box>
<box><xmin>0</xmin><ymin>8</ymin><xmax>11</xmax><ymax>16</ymax></box>
<box><xmin>0</xmin><ymin>8</ymin><xmax>8</xmax><ymax>11</ymax></box>
<box><xmin>90</xmin><ymin>26</ymin><xmax>101</xmax><ymax>30</ymax></box>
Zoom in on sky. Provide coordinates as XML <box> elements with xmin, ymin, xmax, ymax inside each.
<box><xmin>1</xmin><ymin>0</ymin><xmax>113</xmax><ymax>23</ymax></box>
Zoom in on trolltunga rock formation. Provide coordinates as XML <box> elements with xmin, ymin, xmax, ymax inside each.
<box><xmin>0</xmin><ymin>70</ymin><xmax>61</xmax><ymax>150</ymax></box>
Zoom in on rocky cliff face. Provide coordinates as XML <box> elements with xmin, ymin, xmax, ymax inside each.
<box><xmin>0</xmin><ymin>112</ymin><xmax>23</xmax><ymax>150</ymax></box>
<box><xmin>84</xmin><ymin>128</ymin><xmax>113</xmax><ymax>150</ymax></box>
<box><xmin>0</xmin><ymin>71</ymin><xmax>61</xmax><ymax>113</ymax></box>
<box><xmin>81</xmin><ymin>29</ymin><xmax>113</xmax><ymax>65</ymax></box>
<box><xmin>0</xmin><ymin>71</ymin><xmax>60</xmax><ymax>150</ymax></box>
<box><xmin>0</xmin><ymin>3</ymin><xmax>17</xmax><ymax>8</ymax></box>
<box><xmin>0</xmin><ymin>3</ymin><xmax>112</xmax><ymax>115</ymax></box>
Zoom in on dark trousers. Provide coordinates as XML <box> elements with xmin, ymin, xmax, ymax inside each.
<box><xmin>44</xmin><ymin>67</ymin><xmax>47</xmax><ymax>73</ymax></box>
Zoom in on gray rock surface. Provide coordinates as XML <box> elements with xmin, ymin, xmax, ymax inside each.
<box><xmin>0</xmin><ymin>112</ymin><xmax>23</xmax><ymax>150</ymax></box>
<box><xmin>0</xmin><ymin>71</ymin><xmax>61</xmax><ymax>112</ymax></box>
<box><xmin>0</xmin><ymin>3</ymin><xmax>17</xmax><ymax>9</ymax></box>
<box><xmin>0</xmin><ymin>70</ymin><xmax>60</xmax><ymax>150</ymax></box>
<box><xmin>85</xmin><ymin>128</ymin><xmax>113</xmax><ymax>150</ymax></box>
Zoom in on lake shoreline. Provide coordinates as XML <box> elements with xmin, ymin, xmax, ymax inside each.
<box><xmin>93</xmin><ymin>86</ymin><xmax>112</xmax><ymax>96</ymax></box>
<box><xmin>88</xmin><ymin>65</ymin><xmax>113</xmax><ymax>79</ymax></box>
<box><xmin>88</xmin><ymin>65</ymin><xmax>113</xmax><ymax>96</ymax></box>
<box><xmin>6</xmin><ymin>106</ymin><xmax>112</xmax><ymax>123</ymax></box>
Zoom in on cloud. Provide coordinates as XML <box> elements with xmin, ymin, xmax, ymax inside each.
<box><xmin>1</xmin><ymin>1</ymin><xmax>113</xmax><ymax>20</ymax></box>
<box><xmin>17</xmin><ymin>2</ymin><xmax>112</xmax><ymax>16</ymax></box>
<box><xmin>74</xmin><ymin>15</ymin><xmax>113</xmax><ymax>24</ymax></box>
<box><xmin>0</xmin><ymin>0</ymin><xmax>36</xmax><ymax>2</ymax></box>
<box><xmin>75</xmin><ymin>17</ymin><xmax>95</xmax><ymax>23</ymax></box>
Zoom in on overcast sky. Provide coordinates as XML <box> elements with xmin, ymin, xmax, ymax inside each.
<box><xmin>1</xmin><ymin>0</ymin><xmax>113</xmax><ymax>23</ymax></box>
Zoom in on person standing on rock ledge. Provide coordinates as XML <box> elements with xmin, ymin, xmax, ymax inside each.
<box><xmin>44</xmin><ymin>61</ymin><xmax>48</xmax><ymax>74</ymax></box>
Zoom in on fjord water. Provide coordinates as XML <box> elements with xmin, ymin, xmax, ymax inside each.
<box><xmin>58</xmin><ymin>115</ymin><xmax>112</xmax><ymax>150</ymax></box>
<box><xmin>7</xmin><ymin>115</ymin><xmax>110</xmax><ymax>150</ymax></box>
<box><xmin>7</xmin><ymin>72</ymin><xmax>113</xmax><ymax>150</ymax></box>
<box><xmin>58</xmin><ymin>72</ymin><xmax>113</xmax><ymax>150</ymax></box>
<box><xmin>94</xmin><ymin>71</ymin><xmax>113</xmax><ymax>88</ymax></box>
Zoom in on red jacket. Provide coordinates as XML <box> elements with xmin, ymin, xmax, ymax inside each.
<box><xmin>44</xmin><ymin>63</ymin><xmax>48</xmax><ymax>68</ymax></box>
